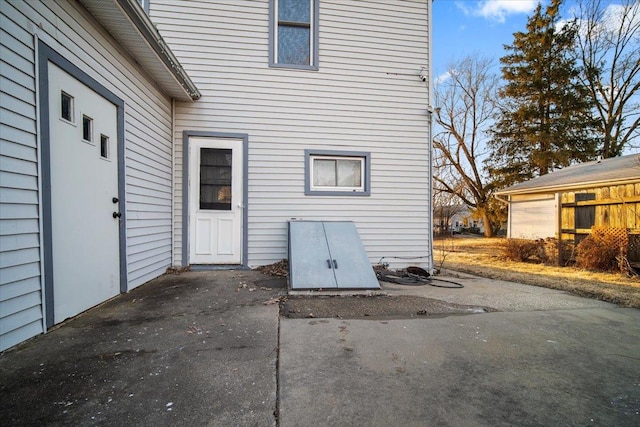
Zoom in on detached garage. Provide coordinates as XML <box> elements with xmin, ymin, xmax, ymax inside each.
<box><xmin>0</xmin><ymin>0</ymin><xmax>199</xmax><ymax>351</ymax></box>
<box><xmin>496</xmin><ymin>153</ymin><xmax>640</xmax><ymax>264</ymax></box>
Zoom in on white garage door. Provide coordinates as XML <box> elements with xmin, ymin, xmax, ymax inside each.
<box><xmin>509</xmin><ymin>197</ymin><xmax>556</xmax><ymax>239</ymax></box>
<box><xmin>48</xmin><ymin>63</ymin><xmax>120</xmax><ymax>323</ymax></box>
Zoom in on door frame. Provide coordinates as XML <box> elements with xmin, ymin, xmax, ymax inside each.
<box><xmin>182</xmin><ymin>131</ymin><xmax>249</xmax><ymax>267</ymax></box>
<box><xmin>37</xmin><ymin>40</ymin><xmax>127</xmax><ymax>328</ymax></box>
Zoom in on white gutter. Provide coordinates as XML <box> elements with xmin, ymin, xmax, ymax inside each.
<box><xmin>115</xmin><ymin>0</ymin><xmax>200</xmax><ymax>100</ymax></box>
<box><xmin>495</xmin><ymin>177</ymin><xmax>640</xmax><ymax>197</ymax></box>
<box><xmin>79</xmin><ymin>0</ymin><xmax>200</xmax><ymax>101</ymax></box>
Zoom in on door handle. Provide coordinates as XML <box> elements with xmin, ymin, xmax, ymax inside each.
<box><xmin>112</xmin><ymin>212</ymin><xmax>122</xmax><ymax>219</ymax></box>
<box><xmin>333</xmin><ymin>259</ymin><xmax>338</xmax><ymax>269</ymax></box>
<box><xmin>327</xmin><ymin>259</ymin><xmax>332</xmax><ymax>269</ymax></box>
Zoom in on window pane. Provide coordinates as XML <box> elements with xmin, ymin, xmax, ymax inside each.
<box><xmin>279</xmin><ymin>0</ymin><xmax>309</xmax><ymax>23</ymax></box>
<box><xmin>61</xmin><ymin>92</ymin><xmax>73</xmax><ymax>121</ymax></box>
<box><xmin>337</xmin><ymin>159</ymin><xmax>362</xmax><ymax>187</ymax></box>
<box><xmin>100</xmin><ymin>135</ymin><xmax>109</xmax><ymax>159</ymax></box>
<box><xmin>278</xmin><ymin>26</ymin><xmax>310</xmax><ymax>65</ymax></box>
<box><xmin>313</xmin><ymin>159</ymin><xmax>336</xmax><ymax>186</ymax></box>
<box><xmin>200</xmin><ymin>148</ymin><xmax>232</xmax><ymax>210</ymax></box>
<box><xmin>82</xmin><ymin>115</ymin><xmax>92</xmax><ymax>141</ymax></box>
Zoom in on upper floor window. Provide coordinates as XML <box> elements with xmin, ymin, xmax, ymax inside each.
<box><xmin>137</xmin><ymin>0</ymin><xmax>149</xmax><ymax>14</ymax></box>
<box><xmin>270</xmin><ymin>0</ymin><xmax>319</xmax><ymax>70</ymax></box>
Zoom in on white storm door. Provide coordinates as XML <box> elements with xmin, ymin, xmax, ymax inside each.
<box><xmin>189</xmin><ymin>137</ymin><xmax>243</xmax><ymax>264</ymax></box>
<box><xmin>48</xmin><ymin>63</ymin><xmax>120</xmax><ymax>323</ymax></box>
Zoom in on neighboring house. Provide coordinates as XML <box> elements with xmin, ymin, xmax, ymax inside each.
<box><xmin>0</xmin><ymin>0</ymin><xmax>434</xmax><ymax>351</ymax></box>
<box><xmin>495</xmin><ymin>153</ymin><xmax>640</xmax><ymax>263</ymax></box>
<box><xmin>433</xmin><ymin>204</ymin><xmax>484</xmax><ymax>234</ymax></box>
<box><xmin>450</xmin><ymin>207</ymin><xmax>484</xmax><ymax>234</ymax></box>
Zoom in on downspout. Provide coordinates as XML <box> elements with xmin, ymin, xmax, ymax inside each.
<box><xmin>171</xmin><ymin>98</ymin><xmax>176</xmax><ymax>266</ymax></box>
<box><xmin>556</xmin><ymin>192</ymin><xmax>562</xmax><ymax>266</ymax></box>
<box><xmin>427</xmin><ymin>0</ymin><xmax>435</xmax><ymax>272</ymax></box>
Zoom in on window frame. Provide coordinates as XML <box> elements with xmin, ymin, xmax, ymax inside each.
<box><xmin>137</xmin><ymin>0</ymin><xmax>150</xmax><ymax>14</ymax></box>
<box><xmin>60</xmin><ymin>91</ymin><xmax>74</xmax><ymax>123</ymax></box>
<box><xmin>269</xmin><ymin>0</ymin><xmax>320</xmax><ymax>70</ymax></box>
<box><xmin>100</xmin><ymin>134</ymin><xmax>110</xmax><ymax>160</ymax></box>
<box><xmin>82</xmin><ymin>114</ymin><xmax>93</xmax><ymax>143</ymax></box>
<box><xmin>305</xmin><ymin>149</ymin><xmax>371</xmax><ymax>196</ymax></box>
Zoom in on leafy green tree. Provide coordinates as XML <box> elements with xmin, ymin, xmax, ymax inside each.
<box><xmin>488</xmin><ymin>0</ymin><xmax>598</xmax><ymax>187</ymax></box>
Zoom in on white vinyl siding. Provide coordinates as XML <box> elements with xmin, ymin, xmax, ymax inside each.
<box><xmin>507</xmin><ymin>194</ymin><xmax>557</xmax><ymax>239</ymax></box>
<box><xmin>151</xmin><ymin>0</ymin><xmax>431</xmax><ymax>268</ymax></box>
<box><xmin>0</xmin><ymin>0</ymin><xmax>175</xmax><ymax>350</ymax></box>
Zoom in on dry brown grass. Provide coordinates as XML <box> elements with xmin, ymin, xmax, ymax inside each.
<box><xmin>434</xmin><ymin>236</ymin><xmax>640</xmax><ymax>308</ymax></box>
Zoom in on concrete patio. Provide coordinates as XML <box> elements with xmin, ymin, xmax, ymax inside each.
<box><xmin>1</xmin><ymin>269</ymin><xmax>638</xmax><ymax>426</ymax></box>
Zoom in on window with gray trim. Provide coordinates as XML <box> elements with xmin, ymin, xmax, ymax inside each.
<box><xmin>305</xmin><ymin>150</ymin><xmax>371</xmax><ymax>196</ymax></box>
<box><xmin>270</xmin><ymin>0</ymin><xmax>319</xmax><ymax>69</ymax></box>
<box><xmin>137</xmin><ymin>0</ymin><xmax>150</xmax><ymax>14</ymax></box>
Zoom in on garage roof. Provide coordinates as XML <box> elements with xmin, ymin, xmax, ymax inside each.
<box><xmin>495</xmin><ymin>153</ymin><xmax>640</xmax><ymax>195</ymax></box>
<box><xmin>78</xmin><ymin>0</ymin><xmax>200</xmax><ymax>101</ymax></box>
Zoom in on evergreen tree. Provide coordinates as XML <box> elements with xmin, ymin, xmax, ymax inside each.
<box><xmin>488</xmin><ymin>0</ymin><xmax>598</xmax><ymax>187</ymax></box>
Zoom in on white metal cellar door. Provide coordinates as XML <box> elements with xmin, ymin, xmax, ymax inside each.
<box><xmin>288</xmin><ymin>220</ymin><xmax>380</xmax><ymax>290</ymax></box>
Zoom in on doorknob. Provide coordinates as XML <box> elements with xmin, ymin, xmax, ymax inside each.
<box><xmin>112</xmin><ymin>212</ymin><xmax>122</xmax><ymax>219</ymax></box>
<box><xmin>112</xmin><ymin>197</ymin><xmax>119</xmax><ymax>203</ymax></box>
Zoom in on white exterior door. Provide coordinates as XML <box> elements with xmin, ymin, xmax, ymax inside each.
<box><xmin>189</xmin><ymin>137</ymin><xmax>243</xmax><ymax>264</ymax></box>
<box><xmin>48</xmin><ymin>63</ymin><xmax>120</xmax><ymax>323</ymax></box>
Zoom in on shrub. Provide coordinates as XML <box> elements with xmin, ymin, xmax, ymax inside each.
<box><xmin>575</xmin><ymin>233</ymin><xmax>624</xmax><ymax>272</ymax></box>
<box><xmin>501</xmin><ymin>238</ymin><xmax>542</xmax><ymax>262</ymax></box>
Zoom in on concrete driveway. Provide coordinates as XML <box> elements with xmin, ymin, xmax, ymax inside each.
<box><xmin>1</xmin><ymin>270</ymin><xmax>639</xmax><ymax>426</ymax></box>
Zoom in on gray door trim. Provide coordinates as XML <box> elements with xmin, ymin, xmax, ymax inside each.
<box><xmin>182</xmin><ymin>131</ymin><xmax>249</xmax><ymax>267</ymax></box>
<box><xmin>37</xmin><ymin>40</ymin><xmax>127</xmax><ymax>328</ymax></box>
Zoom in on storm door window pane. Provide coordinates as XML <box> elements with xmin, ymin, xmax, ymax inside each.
<box><xmin>276</xmin><ymin>0</ymin><xmax>311</xmax><ymax>65</ymax></box>
<box><xmin>200</xmin><ymin>148</ymin><xmax>232</xmax><ymax>210</ymax></box>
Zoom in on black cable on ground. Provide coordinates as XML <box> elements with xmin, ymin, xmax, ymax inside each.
<box><xmin>375</xmin><ymin>270</ymin><xmax>464</xmax><ymax>289</ymax></box>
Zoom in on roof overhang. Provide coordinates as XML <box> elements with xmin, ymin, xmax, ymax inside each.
<box><xmin>78</xmin><ymin>0</ymin><xmax>200</xmax><ymax>101</ymax></box>
<box><xmin>495</xmin><ymin>177</ymin><xmax>640</xmax><ymax>197</ymax></box>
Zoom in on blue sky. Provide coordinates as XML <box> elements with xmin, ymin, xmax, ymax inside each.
<box><xmin>432</xmin><ymin>0</ymin><xmax>558</xmax><ymax>78</ymax></box>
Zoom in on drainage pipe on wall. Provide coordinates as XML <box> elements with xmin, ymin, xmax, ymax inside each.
<box><xmin>427</xmin><ymin>0</ymin><xmax>435</xmax><ymax>273</ymax></box>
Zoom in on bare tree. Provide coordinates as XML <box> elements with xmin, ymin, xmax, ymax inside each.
<box><xmin>575</xmin><ymin>0</ymin><xmax>640</xmax><ymax>157</ymax></box>
<box><xmin>433</xmin><ymin>55</ymin><xmax>503</xmax><ymax>237</ymax></box>
<box><xmin>433</xmin><ymin>182</ymin><xmax>465</xmax><ymax>236</ymax></box>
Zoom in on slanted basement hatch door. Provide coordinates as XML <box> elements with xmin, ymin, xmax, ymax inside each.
<box><xmin>288</xmin><ymin>220</ymin><xmax>380</xmax><ymax>290</ymax></box>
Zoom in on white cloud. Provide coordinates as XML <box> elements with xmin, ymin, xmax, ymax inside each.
<box><xmin>457</xmin><ymin>0</ymin><xmax>539</xmax><ymax>23</ymax></box>
<box><xmin>435</xmin><ymin>71</ymin><xmax>452</xmax><ymax>85</ymax></box>
<box><xmin>601</xmin><ymin>2</ymin><xmax>640</xmax><ymax>33</ymax></box>
<box><xmin>570</xmin><ymin>2</ymin><xmax>640</xmax><ymax>40</ymax></box>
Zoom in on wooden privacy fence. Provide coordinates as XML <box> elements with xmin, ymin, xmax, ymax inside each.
<box><xmin>560</xmin><ymin>183</ymin><xmax>640</xmax><ymax>264</ymax></box>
